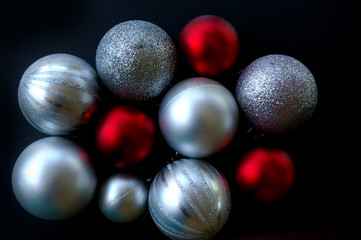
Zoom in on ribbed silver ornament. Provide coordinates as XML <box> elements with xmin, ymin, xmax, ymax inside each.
<box><xmin>18</xmin><ymin>53</ymin><xmax>100</xmax><ymax>135</ymax></box>
<box><xmin>148</xmin><ymin>159</ymin><xmax>231</xmax><ymax>240</ymax></box>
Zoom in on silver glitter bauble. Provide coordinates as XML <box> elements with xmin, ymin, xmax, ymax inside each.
<box><xmin>159</xmin><ymin>77</ymin><xmax>239</xmax><ymax>158</ymax></box>
<box><xmin>96</xmin><ymin>20</ymin><xmax>177</xmax><ymax>100</ymax></box>
<box><xmin>18</xmin><ymin>53</ymin><xmax>100</xmax><ymax>135</ymax></box>
<box><xmin>98</xmin><ymin>173</ymin><xmax>148</xmax><ymax>223</ymax></box>
<box><xmin>236</xmin><ymin>54</ymin><xmax>318</xmax><ymax>134</ymax></box>
<box><xmin>12</xmin><ymin>137</ymin><xmax>97</xmax><ymax>220</ymax></box>
<box><xmin>148</xmin><ymin>159</ymin><xmax>231</xmax><ymax>240</ymax></box>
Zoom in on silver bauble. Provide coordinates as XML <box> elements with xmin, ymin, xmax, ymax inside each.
<box><xmin>96</xmin><ymin>20</ymin><xmax>177</xmax><ymax>100</ymax></box>
<box><xmin>12</xmin><ymin>137</ymin><xmax>97</xmax><ymax>220</ymax></box>
<box><xmin>18</xmin><ymin>53</ymin><xmax>100</xmax><ymax>135</ymax></box>
<box><xmin>236</xmin><ymin>54</ymin><xmax>318</xmax><ymax>134</ymax></box>
<box><xmin>148</xmin><ymin>159</ymin><xmax>231</xmax><ymax>240</ymax></box>
<box><xmin>98</xmin><ymin>173</ymin><xmax>148</xmax><ymax>223</ymax></box>
<box><xmin>159</xmin><ymin>77</ymin><xmax>239</xmax><ymax>158</ymax></box>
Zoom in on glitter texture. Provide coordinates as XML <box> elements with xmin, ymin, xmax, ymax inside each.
<box><xmin>96</xmin><ymin>20</ymin><xmax>177</xmax><ymax>100</ymax></box>
<box><xmin>235</xmin><ymin>54</ymin><xmax>318</xmax><ymax>134</ymax></box>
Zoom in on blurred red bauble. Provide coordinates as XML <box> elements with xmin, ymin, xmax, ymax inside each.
<box><xmin>178</xmin><ymin>15</ymin><xmax>240</xmax><ymax>76</ymax></box>
<box><xmin>236</xmin><ymin>148</ymin><xmax>295</xmax><ymax>203</ymax></box>
<box><xmin>95</xmin><ymin>105</ymin><xmax>155</xmax><ymax>168</ymax></box>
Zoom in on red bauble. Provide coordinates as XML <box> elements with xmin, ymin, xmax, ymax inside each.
<box><xmin>178</xmin><ymin>15</ymin><xmax>240</xmax><ymax>76</ymax></box>
<box><xmin>236</xmin><ymin>148</ymin><xmax>295</xmax><ymax>202</ymax></box>
<box><xmin>95</xmin><ymin>105</ymin><xmax>155</xmax><ymax>167</ymax></box>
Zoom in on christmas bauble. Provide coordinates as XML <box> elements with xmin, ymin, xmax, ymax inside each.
<box><xmin>235</xmin><ymin>54</ymin><xmax>318</xmax><ymax>134</ymax></box>
<box><xmin>95</xmin><ymin>105</ymin><xmax>155</xmax><ymax>168</ymax></box>
<box><xmin>96</xmin><ymin>20</ymin><xmax>177</xmax><ymax>100</ymax></box>
<box><xmin>99</xmin><ymin>173</ymin><xmax>148</xmax><ymax>223</ymax></box>
<box><xmin>18</xmin><ymin>53</ymin><xmax>100</xmax><ymax>135</ymax></box>
<box><xmin>236</xmin><ymin>148</ymin><xmax>295</xmax><ymax>202</ymax></box>
<box><xmin>12</xmin><ymin>137</ymin><xmax>97</xmax><ymax>220</ymax></box>
<box><xmin>148</xmin><ymin>159</ymin><xmax>231</xmax><ymax>240</ymax></box>
<box><xmin>159</xmin><ymin>77</ymin><xmax>239</xmax><ymax>158</ymax></box>
<box><xmin>179</xmin><ymin>15</ymin><xmax>239</xmax><ymax>76</ymax></box>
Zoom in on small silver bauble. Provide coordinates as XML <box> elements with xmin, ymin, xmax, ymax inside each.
<box><xmin>159</xmin><ymin>77</ymin><xmax>239</xmax><ymax>158</ymax></box>
<box><xmin>12</xmin><ymin>137</ymin><xmax>97</xmax><ymax>220</ymax></box>
<box><xmin>98</xmin><ymin>173</ymin><xmax>148</xmax><ymax>223</ymax></box>
<box><xmin>18</xmin><ymin>53</ymin><xmax>100</xmax><ymax>135</ymax></box>
<box><xmin>148</xmin><ymin>159</ymin><xmax>231</xmax><ymax>240</ymax></box>
<box><xmin>96</xmin><ymin>20</ymin><xmax>177</xmax><ymax>100</ymax></box>
<box><xmin>236</xmin><ymin>54</ymin><xmax>318</xmax><ymax>134</ymax></box>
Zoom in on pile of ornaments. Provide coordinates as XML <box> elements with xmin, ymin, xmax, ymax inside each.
<box><xmin>12</xmin><ymin>15</ymin><xmax>318</xmax><ymax>240</ymax></box>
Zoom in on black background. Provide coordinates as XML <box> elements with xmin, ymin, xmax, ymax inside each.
<box><xmin>0</xmin><ymin>0</ymin><xmax>358</xmax><ymax>239</ymax></box>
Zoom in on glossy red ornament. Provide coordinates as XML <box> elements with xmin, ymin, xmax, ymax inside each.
<box><xmin>236</xmin><ymin>148</ymin><xmax>295</xmax><ymax>203</ymax></box>
<box><xmin>95</xmin><ymin>105</ymin><xmax>155</xmax><ymax>167</ymax></box>
<box><xmin>178</xmin><ymin>15</ymin><xmax>240</xmax><ymax>76</ymax></box>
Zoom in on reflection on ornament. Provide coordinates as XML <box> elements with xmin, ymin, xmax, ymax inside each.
<box><xmin>18</xmin><ymin>53</ymin><xmax>100</xmax><ymax>135</ymax></box>
<box><xmin>159</xmin><ymin>77</ymin><xmax>239</xmax><ymax>158</ymax></box>
<box><xmin>236</xmin><ymin>54</ymin><xmax>318</xmax><ymax>134</ymax></box>
<box><xmin>179</xmin><ymin>15</ymin><xmax>240</xmax><ymax>75</ymax></box>
<box><xmin>12</xmin><ymin>137</ymin><xmax>97</xmax><ymax>220</ymax></box>
<box><xmin>99</xmin><ymin>173</ymin><xmax>148</xmax><ymax>223</ymax></box>
<box><xmin>148</xmin><ymin>159</ymin><xmax>231</xmax><ymax>240</ymax></box>
<box><xmin>95</xmin><ymin>105</ymin><xmax>155</xmax><ymax>167</ymax></box>
<box><xmin>96</xmin><ymin>20</ymin><xmax>177</xmax><ymax>100</ymax></box>
<box><xmin>236</xmin><ymin>148</ymin><xmax>295</xmax><ymax>202</ymax></box>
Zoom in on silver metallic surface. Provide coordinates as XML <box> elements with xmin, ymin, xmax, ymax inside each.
<box><xmin>148</xmin><ymin>159</ymin><xmax>231</xmax><ymax>240</ymax></box>
<box><xmin>159</xmin><ymin>77</ymin><xmax>239</xmax><ymax>158</ymax></box>
<box><xmin>236</xmin><ymin>54</ymin><xmax>318</xmax><ymax>134</ymax></box>
<box><xmin>12</xmin><ymin>137</ymin><xmax>97</xmax><ymax>220</ymax></box>
<box><xmin>99</xmin><ymin>173</ymin><xmax>148</xmax><ymax>223</ymax></box>
<box><xmin>96</xmin><ymin>20</ymin><xmax>177</xmax><ymax>100</ymax></box>
<box><xmin>18</xmin><ymin>53</ymin><xmax>100</xmax><ymax>135</ymax></box>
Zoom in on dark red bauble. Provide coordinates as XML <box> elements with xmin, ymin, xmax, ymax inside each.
<box><xmin>236</xmin><ymin>148</ymin><xmax>295</xmax><ymax>203</ymax></box>
<box><xmin>95</xmin><ymin>105</ymin><xmax>155</xmax><ymax>168</ymax></box>
<box><xmin>178</xmin><ymin>15</ymin><xmax>240</xmax><ymax>76</ymax></box>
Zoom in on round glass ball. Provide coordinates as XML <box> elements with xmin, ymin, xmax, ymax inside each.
<box><xmin>159</xmin><ymin>77</ymin><xmax>239</xmax><ymax>158</ymax></box>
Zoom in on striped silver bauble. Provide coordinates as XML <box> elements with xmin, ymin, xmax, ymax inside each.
<box><xmin>148</xmin><ymin>159</ymin><xmax>231</xmax><ymax>240</ymax></box>
<box><xmin>18</xmin><ymin>53</ymin><xmax>100</xmax><ymax>135</ymax></box>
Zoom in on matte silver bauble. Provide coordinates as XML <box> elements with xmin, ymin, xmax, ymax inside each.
<box><xmin>18</xmin><ymin>53</ymin><xmax>100</xmax><ymax>135</ymax></box>
<box><xmin>98</xmin><ymin>173</ymin><xmax>148</xmax><ymax>223</ymax></box>
<box><xmin>235</xmin><ymin>54</ymin><xmax>318</xmax><ymax>134</ymax></box>
<box><xmin>159</xmin><ymin>77</ymin><xmax>239</xmax><ymax>158</ymax></box>
<box><xmin>12</xmin><ymin>137</ymin><xmax>97</xmax><ymax>220</ymax></box>
<box><xmin>148</xmin><ymin>159</ymin><xmax>231</xmax><ymax>240</ymax></box>
<box><xmin>96</xmin><ymin>20</ymin><xmax>177</xmax><ymax>100</ymax></box>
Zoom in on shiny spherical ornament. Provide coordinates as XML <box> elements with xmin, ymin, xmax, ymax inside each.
<box><xmin>99</xmin><ymin>173</ymin><xmax>148</xmax><ymax>223</ymax></box>
<box><xmin>96</xmin><ymin>20</ymin><xmax>177</xmax><ymax>100</ymax></box>
<box><xmin>159</xmin><ymin>77</ymin><xmax>239</xmax><ymax>158</ymax></box>
<box><xmin>18</xmin><ymin>53</ymin><xmax>100</xmax><ymax>135</ymax></box>
<box><xmin>236</xmin><ymin>148</ymin><xmax>295</xmax><ymax>203</ymax></box>
<box><xmin>95</xmin><ymin>105</ymin><xmax>155</xmax><ymax>168</ymax></box>
<box><xmin>236</xmin><ymin>54</ymin><xmax>318</xmax><ymax>134</ymax></box>
<box><xmin>148</xmin><ymin>159</ymin><xmax>231</xmax><ymax>240</ymax></box>
<box><xmin>179</xmin><ymin>15</ymin><xmax>240</xmax><ymax>76</ymax></box>
<box><xmin>12</xmin><ymin>137</ymin><xmax>97</xmax><ymax>220</ymax></box>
